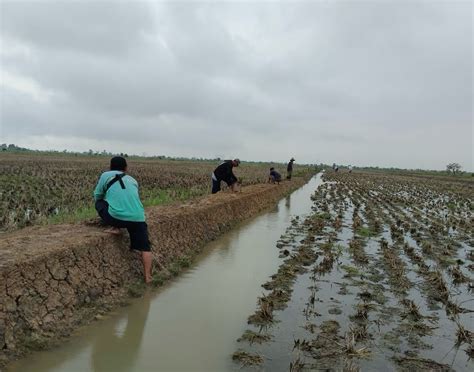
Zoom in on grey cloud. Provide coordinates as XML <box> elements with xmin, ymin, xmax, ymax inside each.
<box><xmin>0</xmin><ymin>0</ymin><xmax>472</xmax><ymax>169</ymax></box>
<box><xmin>1</xmin><ymin>1</ymin><xmax>154</xmax><ymax>56</ymax></box>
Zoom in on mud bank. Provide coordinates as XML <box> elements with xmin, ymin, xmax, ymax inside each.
<box><xmin>0</xmin><ymin>177</ymin><xmax>309</xmax><ymax>367</ymax></box>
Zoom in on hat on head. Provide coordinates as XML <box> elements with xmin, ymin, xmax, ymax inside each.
<box><xmin>233</xmin><ymin>158</ymin><xmax>241</xmax><ymax>165</ymax></box>
<box><xmin>290</xmin><ymin>158</ymin><xmax>295</xmax><ymax>161</ymax></box>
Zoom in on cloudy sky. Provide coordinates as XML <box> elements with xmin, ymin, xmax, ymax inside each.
<box><xmin>0</xmin><ymin>0</ymin><xmax>472</xmax><ymax>170</ymax></box>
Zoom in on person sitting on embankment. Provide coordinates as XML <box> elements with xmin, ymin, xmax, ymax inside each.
<box><xmin>211</xmin><ymin>159</ymin><xmax>240</xmax><ymax>194</ymax></box>
<box><xmin>268</xmin><ymin>167</ymin><xmax>282</xmax><ymax>184</ymax></box>
<box><xmin>93</xmin><ymin>156</ymin><xmax>152</xmax><ymax>283</ymax></box>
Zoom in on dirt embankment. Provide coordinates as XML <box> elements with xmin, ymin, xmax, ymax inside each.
<box><xmin>0</xmin><ymin>177</ymin><xmax>309</xmax><ymax>366</ymax></box>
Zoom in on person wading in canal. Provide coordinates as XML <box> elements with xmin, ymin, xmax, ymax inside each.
<box><xmin>287</xmin><ymin>158</ymin><xmax>295</xmax><ymax>179</ymax></box>
<box><xmin>211</xmin><ymin>159</ymin><xmax>240</xmax><ymax>194</ymax></box>
<box><xmin>94</xmin><ymin>156</ymin><xmax>152</xmax><ymax>283</ymax></box>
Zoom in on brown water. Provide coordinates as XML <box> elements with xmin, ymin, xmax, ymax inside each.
<box><xmin>8</xmin><ymin>175</ymin><xmax>323</xmax><ymax>372</ymax></box>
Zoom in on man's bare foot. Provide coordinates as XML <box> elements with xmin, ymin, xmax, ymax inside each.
<box><xmin>104</xmin><ymin>227</ymin><xmax>121</xmax><ymax>235</ymax></box>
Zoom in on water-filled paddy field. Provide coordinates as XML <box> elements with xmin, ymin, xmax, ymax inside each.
<box><xmin>235</xmin><ymin>171</ymin><xmax>473</xmax><ymax>371</ymax></box>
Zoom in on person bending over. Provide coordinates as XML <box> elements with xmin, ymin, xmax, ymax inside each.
<box><xmin>211</xmin><ymin>159</ymin><xmax>240</xmax><ymax>194</ymax></box>
<box><xmin>268</xmin><ymin>167</ymin><xmax>282</xmax><ymax>184</ymax></box>
<box><xmin>93</xmin><ymin>156</ymin><xmax>152</xmax><ymax>283</ymax></box>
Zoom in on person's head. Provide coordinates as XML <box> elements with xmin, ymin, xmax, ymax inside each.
<box><xmin>110</xmin><ymin>156</ymin><xmax>127</xmax><ymax>171</ymax></box>
<box><xmin>270</xmin><ymin>167</ymin><xmax>275</xmax><ymax>171</ymax></box>
<box><xmin>232</xmin><ymin>158</ymin><xmax>241</xmax><ymax>167</ymax></box>
<box><xmin>290</xmin><ymin>158</ymin><xmax>295</xmax><ymax>162</ymax></box>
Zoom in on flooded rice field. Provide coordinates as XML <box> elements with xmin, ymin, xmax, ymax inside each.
<box><xmin>235</xmin><ymin>171</ymin><xmax>473</xmax><ymax>371</ymax></box>
<box><xmin>8</xmin><ymin>171</ymin><xmax>474</xmax><ymax>371</ymax></box>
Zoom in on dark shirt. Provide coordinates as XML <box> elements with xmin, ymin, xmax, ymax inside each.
<box><xmin>270</xmin><ymin>170</ymin><xmax>281</xmax><ymax>181</ymax></box>
<box><xmin>213</xmin><ymin>160</ymin><xmax>237</xmax><ymax>185</ymax></box>
<box><xmin>287</xmin><ymin>161</ymin><xmax>294</xmax><ymax>172</ymax></box>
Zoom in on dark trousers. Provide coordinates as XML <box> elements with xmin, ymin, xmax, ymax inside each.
<box><xmin>95</xmin><ymin>200</ymin><xmax>150</xmax><ymax>251</ymax></box>
<box><xmin>212</xmin><ymin>179</ymin><xmax>221</xmax><ymax>194</ymax></box>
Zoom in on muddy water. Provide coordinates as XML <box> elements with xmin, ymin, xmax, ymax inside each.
<box><xmin>8</xmin><ymin>175</ymin><xmax>323</xmax><ymax>372</ymax></box>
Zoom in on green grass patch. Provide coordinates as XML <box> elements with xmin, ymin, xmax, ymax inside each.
<box><xmin>142</xmin><ymin>190</ymin><xmax>174</xmax><ymax>206</ymax></box>
<box><xmin>151</xmin><ymin>256</ymin><xmax>192</xmax><ymax>287</ymax></box>
<box><xmin>356</xmin><ymin>226</ymin><xmax>376</xmax><ymax>238</ymax></box>
<box><xmin>40</xmin><ymin>187</ymin><xmax>206</xmax><ymax>226</ymax></box>
<box><xmin>45</xmin><ymin>205</ymin><xmax>97</xmax><ymax>225</ymax></box>
<box><xmin>321</xmin><ymin>242</ymin><xmax>334</xmax><ymax>251</ymax></box>
<box><xmin>127</xmin><ymin>280</ymin><xmax>146</xmax><ymax>298</ymax></box>
<box><xmin>142</xmin><ymin>187</ymin><xmax>207</xmax><ymax>207</ymax></box>
<box><xmin>21</xmin><ymin>333</ymin><xmax>49</xmax><ymax>351</ymax></box>
<box><xmin>341</xmin><ymin>265</ymin><xmax>361</xmax><ymax>277</ymax></box>
<box><xmin>335</xmin><ymin>244</ymin><xmax>345</xmax><ymax>256</ymax></box>
<box><xmin>169</xmin><ymin>262</ymin><xmax>181</xmax><ymax>277</ymax></box>
<box><xmin>152</xmin><ymin>272</ymin><xmax>171</xmax><ymax>287</ymax></box>
<box><xmin>177</xmin><ymin>256</ymin><xmax>191</xmax><ymax>268</ymax></box>
<box><xmin>316</xmin><ymin>212</ymin><xmax>332</xmax><ymax>220</ymax></box>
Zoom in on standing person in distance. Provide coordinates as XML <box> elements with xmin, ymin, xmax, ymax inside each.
<box><xmin>287</xmin><ymin>158</ymin><xmax>295</xmax><ymax>180</ymax></box>
<box><xmin>211</xmin><ymin>159</ymin><xmax>240</xmax><ymax>194</ymax></box>
<box><xmin>93</xmin><ymin>156</ymin><xmax>153</xmax><ymax>283</ymax></box>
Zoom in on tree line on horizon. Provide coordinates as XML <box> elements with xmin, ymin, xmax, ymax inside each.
<box><xmin>1</xmin><ymin>143</ymin><xmax>470</xmax><ymax>176</ymax></box>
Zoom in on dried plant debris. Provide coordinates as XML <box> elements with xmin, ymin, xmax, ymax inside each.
<box><xmin>289</xmin><ymin>353</ymin><xmax>305</xmax><ymax>372</ymax></box>
<box><xmin>237</xmin><ymin>330</ymin><xmax>272</xmax><ymax>345</ymax></box>
<box><xmin>248</xmin><ymin>294</ymin><xmax>275</xmax><ymax>326</ymax></box>
<box><xmin>232</xmin><ymin>350</ymin><xmax>264</xmax><ymax>367</ymax></box>
<box><xmin>392</xmin><ymin>356</ymin><xmax>454</xmax><ymax>371</ymax></box>
<box><xmin>455</xmin><ymin>322</ymin><xmax>473</xmax><ymax>346</ymax></box>
<box><xmin>449</xmin><ymin>265</ymin><xmax>469</xmax><ymax>284</ymax></box>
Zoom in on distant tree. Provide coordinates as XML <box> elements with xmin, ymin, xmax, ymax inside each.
<box><xmin>446</xmin><ymin>163</ymin><xmax>462</xmax><ymax>175</ymax></box>
<box><xmin>124</xmin><ymin>153</ymin><xmax>128</xmax><ymax>158</ymax></box>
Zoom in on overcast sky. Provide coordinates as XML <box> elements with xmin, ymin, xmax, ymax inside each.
<box><xmin>0</xmin><ymin>0</ymin><xmax>472</xmax><ymax>170</ymax></box>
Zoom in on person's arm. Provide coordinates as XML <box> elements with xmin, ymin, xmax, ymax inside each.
<box><xmin>230</xmin><ymin>177</ymin><xmax>240</xmax><ymax>192</ymax></box>
<box><xmin>228</xmin><ymin>166</ymin><xmax>239</xmax><ymax>192</ymax></box>
<box><xmin>93</xmin><ymin>174</ymin><xmax>106</xmax><ymax>201</ymax></box>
